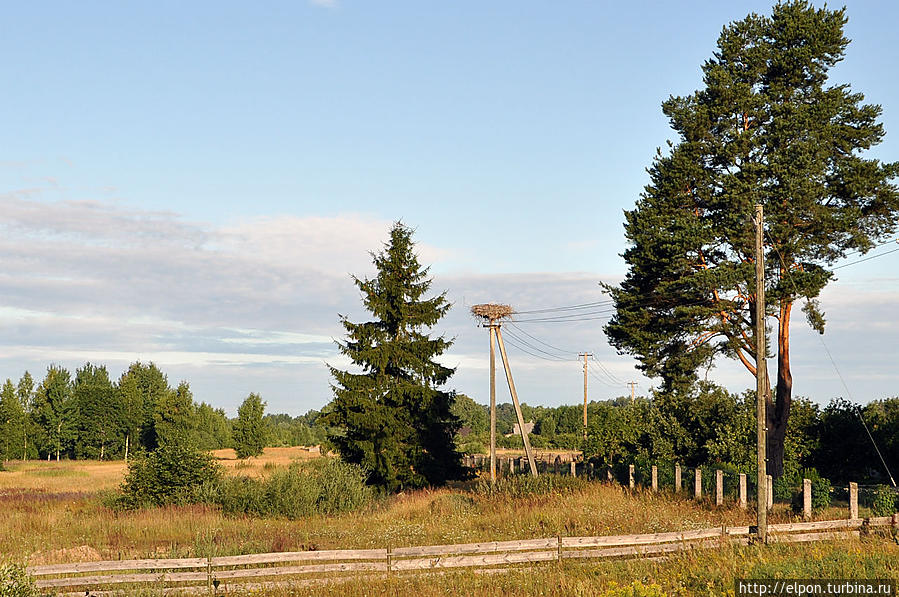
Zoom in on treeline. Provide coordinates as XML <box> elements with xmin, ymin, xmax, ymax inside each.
<box><xmin>0</xmin><ymin>362</ymin><xmax>327</xmax><ymax>462</ymax></box>
<box><xmin>453</xmin><ymin>383</ymin><xmax>899</xmax><ymax>486</ymax></box>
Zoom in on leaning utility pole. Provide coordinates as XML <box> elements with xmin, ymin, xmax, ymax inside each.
<box><xmin>754</xmin><ymin>204</ymin><xmax>769</xmax><ymax>544</ymax></box>
<box><xmin>471</xmin><ymin>304</ymin><xmax>538</xmax><ymax>480</ymax></box>
<box><xmin>578</xmin><ymin>353</ymin><xmax>592</xmax><ymax>440</ymax></box>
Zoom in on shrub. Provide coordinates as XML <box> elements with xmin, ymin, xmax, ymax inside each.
<box><xmin>871</xmin><ymin>486</ymin><xmax>898</xmax><ymax>517</ymax></box>
<box><xmin>789</xmin><ymin>469</ymin><xmax>832</xmax><ymax>513</ymax></box>
<box><xmin>119</xmin><ymin>445</ymin><xmax>223</xmax><ymax>508</ymax></box>
<box><xmin>217</xmin><ymin>458</ymin><xmax>373</xmax><ymax>518</ymax></box>
<box><xmin>0</xmin><ymin>563</ymin><xmax>40</xmax><ymax>597</ymax></box>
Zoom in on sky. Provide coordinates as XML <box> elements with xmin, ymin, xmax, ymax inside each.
<box><xmin>2</xmin><ymin>1</ymin><xmax>899</xmax><ymax>416</ymax></box>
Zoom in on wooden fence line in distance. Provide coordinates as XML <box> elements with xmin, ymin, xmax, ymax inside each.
<box><xmin>465</xmin><ymin>457</ymin><xmax>872</xmax><ymax>522</ymax></box>
<box><xmin>30</xmin><ymin>514</ymin><xmax>899</xmax><ymax>596</ymax></box>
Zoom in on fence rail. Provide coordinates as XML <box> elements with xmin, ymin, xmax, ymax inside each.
<box><xmin>29</xmin><ymin>514</ymin><xmax>899</xmax><ymax>596</ymax></box>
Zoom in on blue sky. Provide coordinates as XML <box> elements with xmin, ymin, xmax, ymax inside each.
<box><xmin>2</xmin><ymin>1</ymin><xmax>899</xmax><ymax>415</ymax></box>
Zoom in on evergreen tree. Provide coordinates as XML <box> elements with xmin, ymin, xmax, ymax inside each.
<box><xmin>604</xmin><ymin>2</ymin><xmax>899</xmax><ymax>477</ymax></box>
<box><xmin>232</xmin><ymin>393</ymin><xmax>267</xmax><ymax>458</ymax></box>
<box><xmin>325</xmin><ymin>222</ymin><xmax>464</xmax><ymax>491</ymax></box>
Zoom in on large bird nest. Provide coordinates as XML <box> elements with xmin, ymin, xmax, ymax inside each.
<box><xmin>470</xmin><ymin>303</ymin><xmax>514</xmax><ymax>321</ymax></box>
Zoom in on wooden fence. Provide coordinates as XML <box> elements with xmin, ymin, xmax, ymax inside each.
<box><xmin>29</xmin><ymin>514</ymin><xmax>899</xmax><ymax>596</ymax></box>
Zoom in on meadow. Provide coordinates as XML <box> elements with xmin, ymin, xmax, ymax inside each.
<box><xmin>2</xmin><ymin>449</ymin><xmax>897</xmax><ymax>595</ymax></box>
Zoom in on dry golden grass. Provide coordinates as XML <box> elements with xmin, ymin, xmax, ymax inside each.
<box><xmin>1</xmin><ymin>464</ymin><xmax>820</xmax><ymax>568</ymax></box>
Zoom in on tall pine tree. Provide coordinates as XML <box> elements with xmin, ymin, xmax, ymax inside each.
<box><xmin>604</xmin><ymin>2</ymin><xmax>899</xmax><ymax>477</ymax></box>
<box><xmin>326</xmin><ymin>223</ymin><xmax>465</xmax><ymax>491</ymax></box>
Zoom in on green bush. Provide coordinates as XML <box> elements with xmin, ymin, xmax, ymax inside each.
<box><xmin>0</xmin><ymin>563</ymin><xmax>40</xmax><ymax>597</ymax></box>
<box><xmin>118</xmin><ymin>445</ymin><xmax>223</xmax><ymax>508</ymax></box>
<box><xmin>216</xmin><ymin>458</ymin><xmax>373</xmax><ymax>518</ymax></box>
<box><xmin>789</xmin><ymin>469</ymin><xmax>832</xmax><ymax>513</ymax></box>
<box><xmin>872</xmin><ymin>486</ymin><xmax>898</xmax><ymax>517</ymax></box>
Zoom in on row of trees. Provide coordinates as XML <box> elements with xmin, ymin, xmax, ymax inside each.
<box><xmin>453</xmin><ymin>386</ymin><xmax>899</xmax><ymax>486</ymax></box>
<box><xmin>0</xmin><ymin>363</ymin><xmax>280</xmax><ymax>462</ymax></box>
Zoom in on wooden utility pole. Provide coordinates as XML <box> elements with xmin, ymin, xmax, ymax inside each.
<box><xmin>578</xmin><ymin>353</ymin><xmax>593</xmax><ymax>440</ymax></box>
<box><xmin>755</xmin><ymin>204</ymin><xmax>768</xmax><ymax>544</ymax></box>
<box><xmin>489</xmin><ymin>322</ymin><xmax>497</xmax><ymax>484</ymax></box>
<box><xmin>495</xmin><ymin>327</ymin><xmax>538</xmax><ymax>476</ymax></box>
<box><xmin>627</xmin><ymin>381</ymin><xmax>637</xmax><ymax>403</ymax></box>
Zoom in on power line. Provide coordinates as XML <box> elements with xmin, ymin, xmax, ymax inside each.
<box><xmin>500</xmin><ymin>330</ymin><xmax>571</xmax><ymax>363</ymax></box>
<box><xmin>832</xmin><ymin>245</ymin><xmax>899</xmax><ymax>270</ymax></box>
<box><xmin>505</xmin><ymin>322</ymin><xmax>579</xmax><ymax>357</ymax></box>
<box><xmin>501</xmin><ymin>327</ymin><xmax>572</xmax><ymax>362</ymax></box>
<box><xmin>513</xmin><ymin>300</ymin><xmax>614</xmax><ymax>315</ymax></box>
<box><xmin>591</xmin><ymin>357</ymin><xmax>626</xmax><ymax>385</ymax></box>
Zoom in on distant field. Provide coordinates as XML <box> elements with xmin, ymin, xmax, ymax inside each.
<box><xmin>0</xmin><ymin>446</ymin><xmax>320</xmax><ymax>493</ymax></box>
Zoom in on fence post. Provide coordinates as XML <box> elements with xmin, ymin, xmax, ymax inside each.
<box><xmin>694</xmin><ymin>468</ymin><xmax>702</xmax><ymax>500</ymax></box>
<box><xmin>570</xmin><ymin>460</ymin><xmax>576</xmax><ymax>477</ymax></box>
<box><xmin>587</xmin><ymin>462</ymin><xmax>594</xmax><ymax>479</ymax></box>
<box><xmin>738</xmin><ymin>474</ymin><xmax>747</xmax><ymax>509</ymax></box>
<box><xmin>802</xmin><ymin>478</ymin><xmax>812</xmax><ymax>521</ymax></box>
<box><xmin>766</xmin><ymin>475</ymin><xmax>773</xmax><ymax>511</ymax></box>
<box><xmin>554</xmin><ymin>456</ymin><xmax>561</xmax><ymax>475</ymax></box>
<box><xmin>628</xmin><ymin>464</ymin><xmax>635</xmax><ymax>490</ymax></box>
<box><xmin>387</xmin><ymin>544</ymin><xmax>393</xmax><ymax>577</ymax></box>
<box><xmin>849</xmin><ymin>482</ymin><xmax>858</xmax><ymax>520</ymax></box>
<box><xmin>557</xmin><ymin>534</ymin><xmax>563</xmax><ymax>563</ymax></box>
<box><xmin>715</xmin><ymin>470</ymin><xmax>723</xmax><ymax>507</ymax></box>
<box><xmin>206</xmin><ymin>555</ymin><xmax>212</xmax><ymax>596</ymax></box>
<box><xmin>651</xmin><ymin>465</ymin><xmax>658</xmax><ymax>492</ymax></box>
<box><xmin>675</xmin><ymin>464</ymin><xmax>682</xmax><ymax>493</ymax></box>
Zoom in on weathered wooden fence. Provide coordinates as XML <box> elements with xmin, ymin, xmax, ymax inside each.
<box><xmin>29</xmin><ymin>514</ymin><xmax>899</xmax><ymax>596</ymax></box>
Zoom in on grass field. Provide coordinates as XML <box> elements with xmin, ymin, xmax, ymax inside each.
<box><xmin>2</xmin><ymin>450</ymin><xmax>897</xmax><ymax>595</ymax></box>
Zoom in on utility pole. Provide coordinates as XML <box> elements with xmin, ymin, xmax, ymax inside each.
<box><xmin>627</xmin><ymin>381</ymin><xmax>637</xmax><ymax>403</ymax></box>
<box><xmin>578</xmin><ymin>353</ymin><xmax>592</xmax><ymax>440</ymax></box>
<box><xmin>754</xmin><ymin>204</ymin><xmax>769</xmax><ymax>544</ymax></box>
<box><xmin>489</xmin><ymin>321</ymin><xmax>497</xmax><ymax>484</ymax></box>
<box><xmin>495</xmin><ymin>327</ymin><xmax>538</xmax><ymax>476</ymax></box>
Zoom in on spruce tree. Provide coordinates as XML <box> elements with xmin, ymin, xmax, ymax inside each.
<box><xmin>604</xmin><ymin>2</ymin><xmax>899</xmax><ymax>477</ymax></box>
<box><xmin>326</xmin><ymin>222</ymin><xmax>464</xmax><ymax>491</ymax></box>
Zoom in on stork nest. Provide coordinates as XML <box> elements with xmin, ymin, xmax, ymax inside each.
<box><xmin>470</xmin><ymin>303</ymin><xmax>514</xmax><ymax>321</ymax></box>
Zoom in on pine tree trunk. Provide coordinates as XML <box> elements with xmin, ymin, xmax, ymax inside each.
<box><xmin>767</xmin><ymin>300</ymin><xmax>794</xmax><ymax>479</ymax></box>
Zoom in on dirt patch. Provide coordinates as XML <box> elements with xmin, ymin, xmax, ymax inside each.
<box><xmin>29</xmin><ymin>544</ymin><xmax>103</xmax><ymax>566</ymax></box>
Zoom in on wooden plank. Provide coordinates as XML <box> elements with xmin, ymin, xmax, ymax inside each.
<box><xmin>564</xmin><ymin>538</ymin><xmax>722</xmax><ymax>560</ymax></box>
<box><xmin>36</xmin><ymin>570</ymin><xmax>206</xmax><ymax>589</ymax></box>
<box><xmin>768</xmin><ymin>519</ymin><xmax>861</xmax><ymax>533</ymax></box>
<box><xmin>29</xmin><ymin>557</ymin><xmax>208</xmax><ymax>576</ymax></box>
<box><xmin>211</xmin><ymin>548</ymin><xmax>386</xmax><ymax>566</ymax></box>
<box><xmin>392</xmin><ymin>550</ymin><xmax>557</xmax><ymax>571</ymax></box>
<box><xmin>393</xmin><ymin>538</ymin><xmax>556</xmax><ymax>557</ymax></box>
<box><xmin>561</xmin><ymin>527</ymin><xmax>722</xmax><ymax>549</ymax></box>
<box><xmin>213</xmin><ymin>561</ymin><xmax>387</xmax><ymax>579</ymax></box>
<box><xmin>769</xmin><ymin>531</ymin><xmax>859</xmax><ymax>544</ymax></box>
<box><xmin>726</xmin><ymin>526</ymin><xmax>751</xmax><ymax>536</ymax></box>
